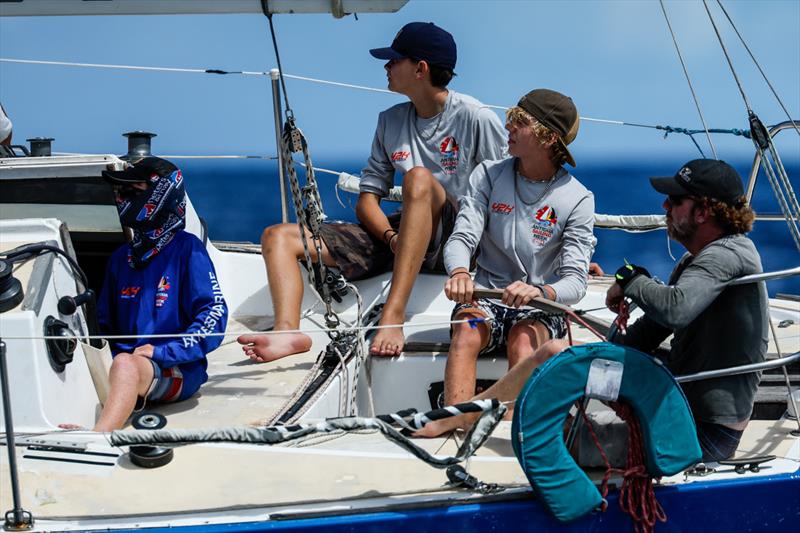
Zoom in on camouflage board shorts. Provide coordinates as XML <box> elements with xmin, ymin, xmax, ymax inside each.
<box><xmin>452</xmin><ymin>298</ymin><xmax>568</xmax><ymax>355</ymax></box>
<box><xmin>317</xmin><ymin>200</ymin><xmax>457</xmax><ymax>281</ymax></box>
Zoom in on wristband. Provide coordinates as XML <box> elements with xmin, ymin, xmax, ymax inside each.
<box><xmin>614</xmin><ymin>262</ymin><xmax>651</xmax><ymax>289</ymax></box>
<box><xmin>449</xmin><ymin>271</ymin><xmax>471</xmax><ymax>279</ymax></box>
<box><xmin>534</xmin><ymin>284</ymin><xmax>548</xmax><ymax>300</ymax></box>
<box><xmin>382</xmin><ymin>228</ymin><xmax>397</xmax><ymax>245</ymax></box>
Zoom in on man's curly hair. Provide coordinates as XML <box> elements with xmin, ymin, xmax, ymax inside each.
<box><xmin>695</xmin><ymin>195</ymin><xmax>756</xmax><ymax>234</ymax></box>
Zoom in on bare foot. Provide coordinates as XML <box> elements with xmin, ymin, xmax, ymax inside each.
<box><xmin>412</xmin><ymin>413</ymin><xmax>478</xmax><ymax>438</ymax></box>
<box><xmin>237</xmin><ymin>332</ymin><xmax>312</xmax><ymax>363</ymax></box>
<box><xmin>370</xmin><ymin>320</ymin><xmax>405</xmax><ymax>357</ymax></box>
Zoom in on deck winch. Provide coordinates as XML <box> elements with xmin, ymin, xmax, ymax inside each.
<box><xmin>0</xmin><ymin>259</ymin><xmax>23</xmax><ymax>313</ymax></box>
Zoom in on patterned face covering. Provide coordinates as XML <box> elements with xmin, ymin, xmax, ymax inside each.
<box><xmin>106</xmin><ymin>157</ymin><xmax>187</xmax><ymax>269</ymax></box>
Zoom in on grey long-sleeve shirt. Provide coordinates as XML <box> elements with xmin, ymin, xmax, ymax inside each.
<box><xmin>359</xmin><ymin>91</ymin><xmax>507</xmax><ymax>201</ymax></box>
<box><xmin>622</xmin><ymin>233</ymin><xmax>769</xmax><ymax>425</ymax></box>
<box><xmin>444</xmin><ymin>158</ymin><xmax>595</xmax><ymax>305</ymax></box>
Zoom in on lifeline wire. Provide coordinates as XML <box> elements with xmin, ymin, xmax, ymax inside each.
<box><xmin>659</xmin><ymin>0</ymin><xmax>718</xmax><ymax>160</ymax></box>
<box><xmin>0</xmin><ymin>316</ymin><xmax>495</xmax><ymax>342</ymax></box>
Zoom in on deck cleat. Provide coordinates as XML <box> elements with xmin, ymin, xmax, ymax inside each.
<box><xmin>684</xmin><ymin>462</ymin><xmax>716</xmax><ymax>480</ymax></box>
<box><xmin>719</xmin><ymin>455</ymin><xmax>776</xmax><ymax>475</ymax></box>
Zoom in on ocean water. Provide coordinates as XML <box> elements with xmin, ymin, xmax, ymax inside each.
<box><xmin>182</xmin><ymin>157</ymin><xmax>799</xmax><ymax>297</ymax></box>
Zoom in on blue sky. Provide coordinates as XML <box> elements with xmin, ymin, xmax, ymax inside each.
<box><xmin>0</xmin><ymin>0</ymin><xmax>798</xmax><ymax>164</ymax></box>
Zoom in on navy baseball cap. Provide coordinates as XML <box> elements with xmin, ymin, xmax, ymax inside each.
<box><xmin>650</xmin><ymin>159</ymin><xmax>745</xmax><ymax>204</ymax></box>
<box><xmin>370</xmin><ymin>22</ymin><xmax>457</xmax><ymax>70</ymax></box>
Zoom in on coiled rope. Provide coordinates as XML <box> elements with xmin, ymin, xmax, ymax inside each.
<box><xmin>579</xmin><ymin>402</ymin><xmax>667</xmax><ymax>533</ymax></box>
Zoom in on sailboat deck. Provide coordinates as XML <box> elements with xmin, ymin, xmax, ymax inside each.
<box><xmin>1</xmin><ymin>269</ymin><xmax>798</xmax><ymax>523</ymax></box>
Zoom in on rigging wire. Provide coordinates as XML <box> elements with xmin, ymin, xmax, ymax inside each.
<box><xmin>701</xmin><ymin>0</ymin><xmax>800</xmax><ymax>251</ymax></box>
<box><xmin>714</xmin><ymin>0</ymin><xmax>800</xmax><ymax>138</ymax></box>
<box><xmin>658</xmin><ymin>0</ymin><xmax>718</xmax><ymax>160</ymax></box>
<box><xmin>701</xmin><ymin>0</ymin><xmax>752</xmax><ymax>114</ymax></box>
<box><xmin>259</xmin><ymin>6</ymin><xmax>345</xmax><ymax>331</ymax></box>
<box><xmin>0</xmin><ymin>58</ymin><xmax>754</xmax><ymax>144</ymax></box>
<box><xmin>262</xmin><ymin>5</ymin><xmax>292</xmax><ymax>118</ymax></box>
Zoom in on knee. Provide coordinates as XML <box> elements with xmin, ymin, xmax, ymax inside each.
<box><xmin>449</xmin><ymin>322</ymin><xmax>484</xmax><ymax>354</ymax></box>
<box><xmin>535</xmin><ymin>339</ymin><xmax>569</xmax><ymax>363</ymax></box>
<box><xmin>261</xmin><ymin>224</ymin><xmax>300</xmax><ymax>256</ymax></box>
<box><xmin>506</xmin><ymin>326</ymin><xmax>540</xmax><ymax>361</ymax></box>
<box><xmin>401</xmin><ymin>167</ymin><xmax>436</xmax><ymax>202</ymax></box>
<box><xmin>109</xmin><ymin>353</ymin><xmax>138</xmax><ymax>376</ymax></box>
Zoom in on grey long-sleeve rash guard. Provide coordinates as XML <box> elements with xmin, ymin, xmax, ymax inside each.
<box><xmin>359</xmin><ymin>91</ymin><xmax>507</xmax><ymax>201</ymax></box>
<box><xmin>444</xmin><ymin>158</ymin><xmax>595</xmax><ymax>305</ymax></box>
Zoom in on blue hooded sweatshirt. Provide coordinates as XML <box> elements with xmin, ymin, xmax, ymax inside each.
<box><xmin>97</xmin><ymin>231</ymin><xmax>228</xmax><ymax>399</ymax></box>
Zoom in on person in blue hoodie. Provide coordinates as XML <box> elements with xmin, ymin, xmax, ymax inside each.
<box><xmin>68</xmin><ymin>156</ymin><xmax>227</xmax><ymax>432</ymax></box>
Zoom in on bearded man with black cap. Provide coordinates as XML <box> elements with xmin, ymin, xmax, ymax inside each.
<box><xmin>239</xmin><ymin>22</ymin><xmax>507</xmax><ymax>362</ymax></box>
<box><xmin>605</xmin><ymin>158</ymin><xmax>768</xmax><ymax>461</ymax></box>
<box><xmin>62</xmin><ymin>157</ymin><xmax>228</xmax><ymax>432</ymax></box>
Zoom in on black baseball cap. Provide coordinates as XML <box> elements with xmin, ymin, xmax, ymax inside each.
<box><xmin>102</xmin><ymin>156</ymin><xmax>179</xmax><ymax>185</ymax></box>
<box><xmin>650</xmin><ymin>159</ymin><xmax>744</xmax><ymax>204</ymax></box>
<box><xmin>370</xmin><ymin>22</ymin><xmax>457</xmax><ymax>71</ymax></box>
<box><xmin>517</xmin><ymin>89</ymin><xmax>579</xmax><ymax>167</ymax></box>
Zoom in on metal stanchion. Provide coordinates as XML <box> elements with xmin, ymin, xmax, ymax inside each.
<box><xmin>270</xmin><ymin>68</ymin><xmax>289</xmax><ymax>224</ymax></box>
<box><xmin>0</xmin><ymin>340</ymin><xmax>33</xmax><ymax>530</ymax></box>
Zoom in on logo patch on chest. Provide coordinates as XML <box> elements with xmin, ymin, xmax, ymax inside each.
<box><xmin>531</xmin><ymin>205</ymin><xmax>558</xmax><ymax>245</ymax></box>
<box><xmin>155</xmin><ymin>276</ymin><xmax>171</xmax><ymax>308</ymax></box>
<box><xmin>439</xmin><ymin>136</ymin><xmax>459</xmax><ymax>175</ymax></box>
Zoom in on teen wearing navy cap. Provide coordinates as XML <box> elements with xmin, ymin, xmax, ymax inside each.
<box><xmin>240</xmin><ymin>22</ymin><xmax>507</xmax><ymax>362</ymax></box>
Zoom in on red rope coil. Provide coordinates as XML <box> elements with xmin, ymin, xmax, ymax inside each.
<box><xmin>578</xmin><ymin>401</ymin><xmax>667</xmax><ymax>533</ymax></box>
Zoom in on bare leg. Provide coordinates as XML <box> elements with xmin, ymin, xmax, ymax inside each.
<box><xmin>70</xmin><ymin>353</ymin><xmax>154</xmax><ymax>432</ymax></box>
<box><xmin>371</xmin><ymin>168</ymin><xmax>448</xmax><ymax>356</ymax></box>
<box><xmin>415</xmin><ymin>338</ymin><xmax>569</xmax><ymax>438</ymax></box>
<box><xmin>237</xmin><ymin>223</ymin><xmax>336</xmax><ymax>363</ymax></box>
<box><xmin>444</xmin><ymin>310</ymin><xmax>490</xmax><ymax>406</ymax></box>
<box><xmin>503</xmin><ymin>320</ymin><xmax>552</xmax><ymax>419</ymax></box>
<box><xmin>506</xmin><ymin>320</ymin><xmax>551</xmax><ymax>371</ymax></box>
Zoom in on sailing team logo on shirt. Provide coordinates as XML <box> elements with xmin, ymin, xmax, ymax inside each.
<box><xmin>120</xmin><ymin>286</ymin><xmax>141</xmax><ymax>299</ymax></box>
<box><xmin>531</xmin><ymin>205</ymin><xmax>558</xmax><ymax>246</ymax></box>
<box><xmin>155</xmin><ymin>276</ymin><xmax>171</xmax><ymax>308</ymax></box>
<box><xmin>391</xmin><ymin>150</ymin><xmax>410</xmax><ymax>162</ymax></box>
<box><xmin>439</xmin><ymin>136</ymin><xmax>459</xmax><ymax>175</ymax></box>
